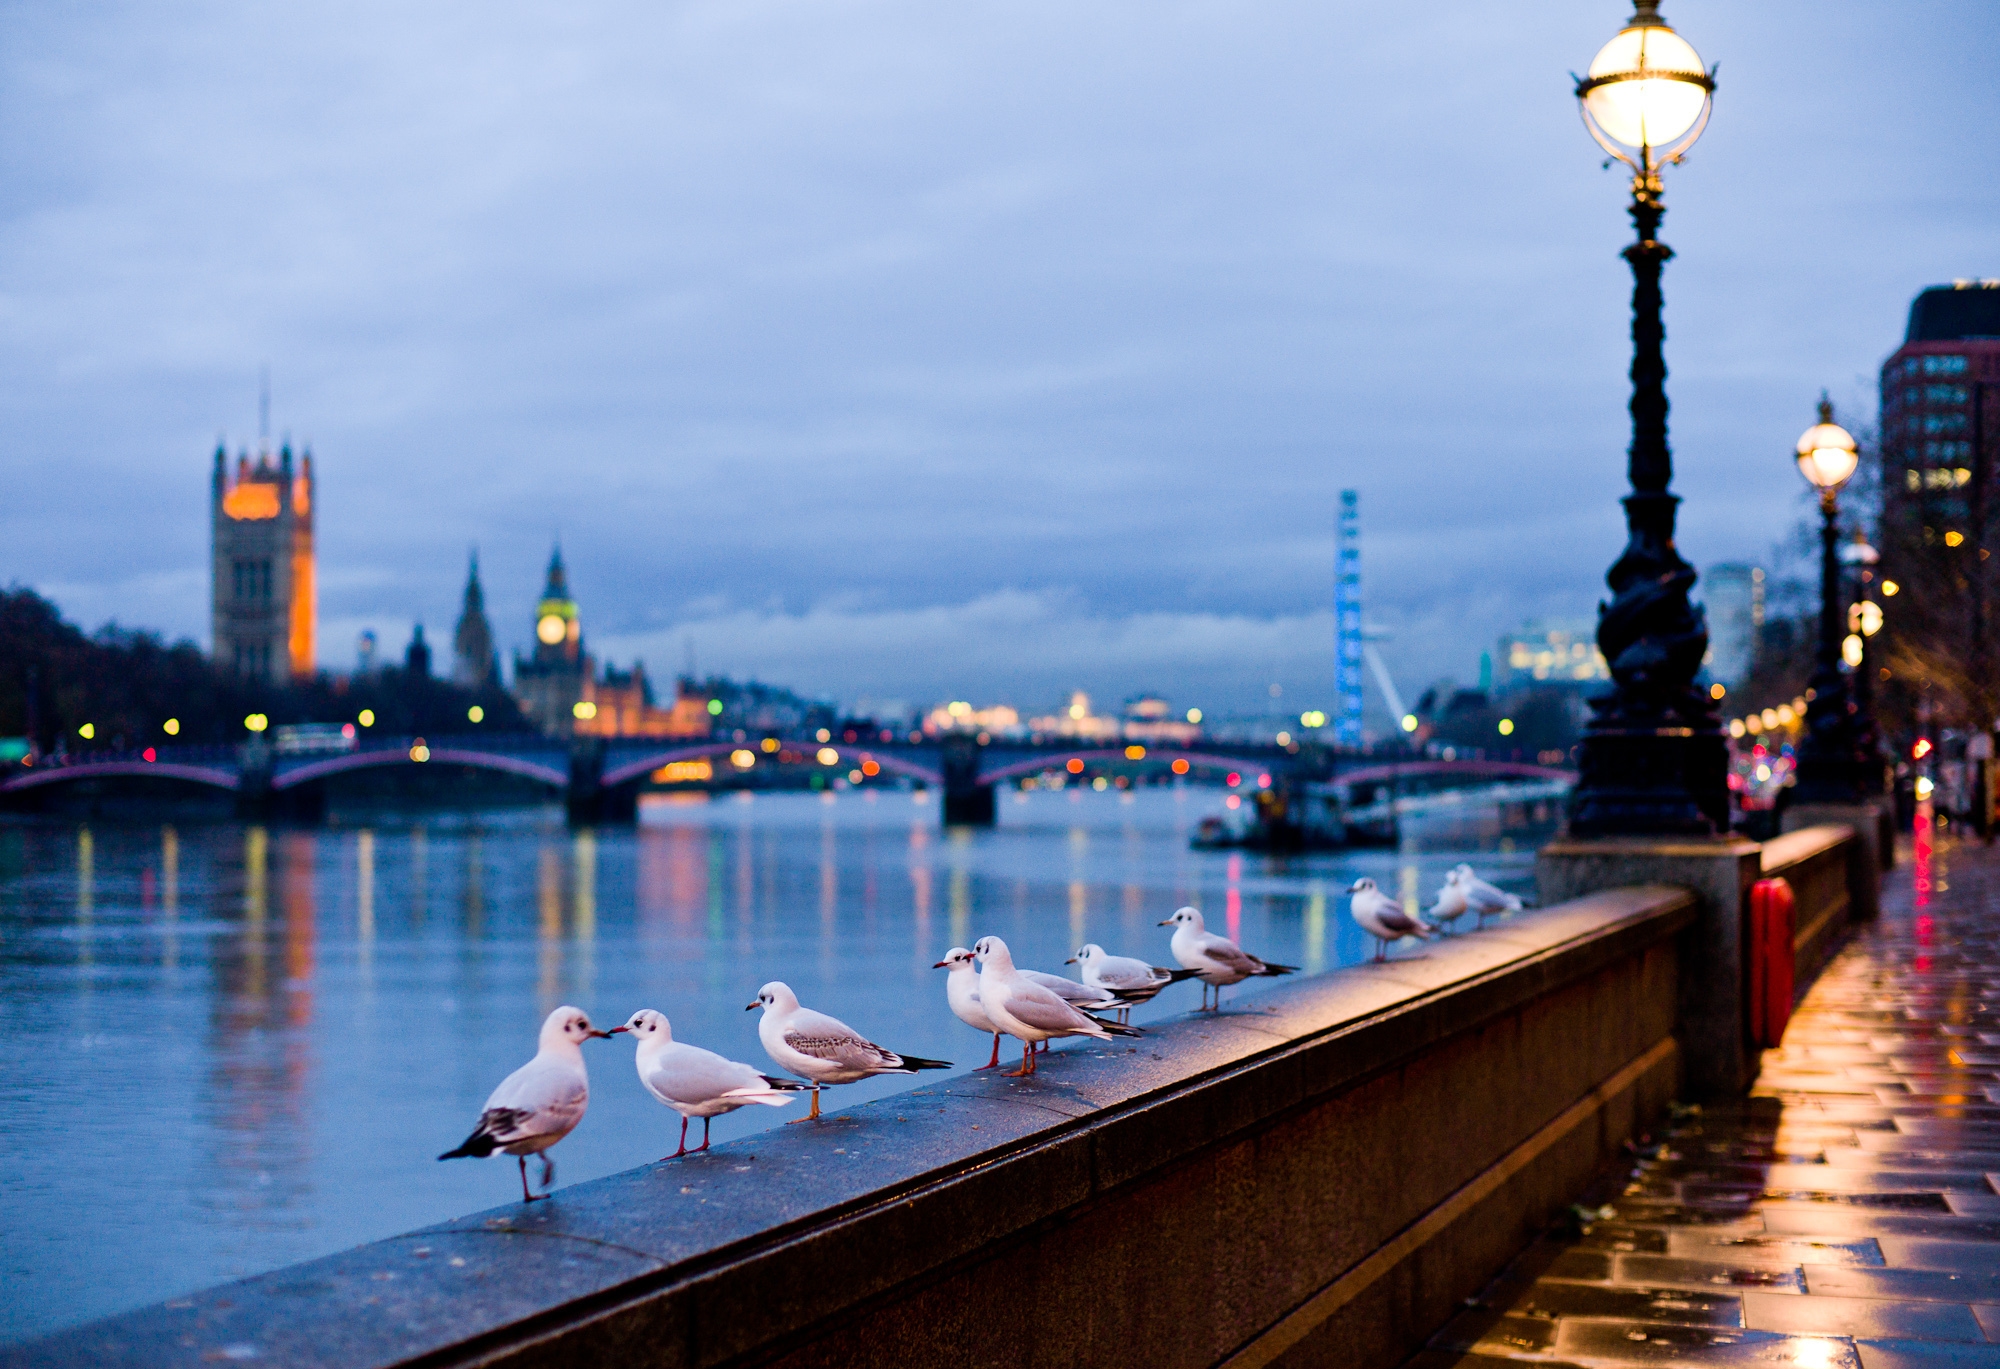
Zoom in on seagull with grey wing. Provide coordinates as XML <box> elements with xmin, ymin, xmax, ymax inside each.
<box><xmin>973</xmin><ymin>935</ymin><xmax>1140</xmax><ymax>1076</ymax></box>
<box><xmin>1427</xmin><ymin>868</ymin><xmax>1472</xmax><ymax>935</ymax></box>
<box><xmin>1067</xmin><ymin>943</ymin><xmax>1203</xmax><ymax>1024</ymax></box>
<box><xmin>1159</xmin><ymin>906</ymin><xmax>1299</xmax><ymax>1010</ymax></box>
<box><xmin>749</xmin><ymin>981</ymin><xmax>951</xmax><ymax>1122</ymax></box>
<box><xmin>1348</xmin><ymin>877</ymin><xmax>1434</xmax><ymax>962</ymax></box>
<box><xmin>610</xmin><ymin>1008</ymin><xmax>808</xmax><ymax>1158</ymax></box>
<box><xmin>935</xmin><ymin>947</ymin><xmax>1005</xmax><ymax>1070</ymax></box>
<box><xmin>1454</xmin><ymin>863</ymin><xmax>1525</xmax><ymax>927</ymax></box>
<box><xmin>438</xmin><ymin>1005</ymin><xmax>614</xmax><ymax>1203</ymax></box>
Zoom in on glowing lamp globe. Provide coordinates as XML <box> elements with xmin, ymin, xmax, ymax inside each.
<box><xmin>1576</xmin><ymin>2</ymin><xmax>1714</xmax><ymax>171</ymax></box>
<box><xmin>1796</xmin><ymin>404</ymin><xmax>1859</xmax><ymax>492</ymax></box>
<box><xmin>536</xmin><ymin>613</ymin><xmax>567</xmax><ymax>645</ymax></box>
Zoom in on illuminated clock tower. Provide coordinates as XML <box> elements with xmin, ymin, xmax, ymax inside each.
<box><xmin>512</xmin><ymin>547</ymin><xmax>590</xmax><ymax>734</ymax></box>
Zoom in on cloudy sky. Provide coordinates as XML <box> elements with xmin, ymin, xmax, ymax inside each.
<box><xmin>3</xmin><ymin>1</ymin><xmax>1993</xmax><ymax>727</ymax></box>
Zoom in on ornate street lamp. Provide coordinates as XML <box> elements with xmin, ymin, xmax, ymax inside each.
<box><xmin>1792</xmin><ymin>399</ymin><xmax>1868</xmax><ymax>803</ymax></box>
<box><xmin>1567</xmin><ymin>2</ymin><xmax>1726</xmax><ymax>836</ymax></box>
<box><xmin>1840</xmin><ymin>531</ymin><xmax>1886</xmax><ymax>796</ymax></box>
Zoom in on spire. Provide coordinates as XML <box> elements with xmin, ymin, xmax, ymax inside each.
<box><xmin>544</xmin><ymin>544</ymin><xmax>568</xmax><ymax>599</ymax></box>
<box><xmin>453</xmin><ymin>549</ymin><xmax>498</xmax><ymax>689</ymax></box>
<box><xmin>463</xmin><ymin>547</ymin><xmax>485</xmax><ymax>612</ymax></box>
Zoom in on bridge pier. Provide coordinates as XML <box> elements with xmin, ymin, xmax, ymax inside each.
<box><xmin>939</xmin><ymin>733</ymin><xmax>994</xmax><ymax>826</ymax></box>
<box><xmin>566</xmin><ymin>740</ymin><xmax>636</xmax><ymax>824</ymax></box>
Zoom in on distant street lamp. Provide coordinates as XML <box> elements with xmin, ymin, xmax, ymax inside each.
<box><xmin>1793</xmin><ymin>398</ymin><xmax>1868</xmax><ymax>803</ymax></box>
<box><xmin>1567</xmin><ymin>2</ymin><xmax>1726</xmax><ymax>836</ymax></box>
<box><xmin>1840</xmin><ymin>531</ymin><xmax>1886</xmax><ymax>796</ymax></box>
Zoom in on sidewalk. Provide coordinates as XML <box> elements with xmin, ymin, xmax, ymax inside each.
<box><xmin>1411</xmin><ymin>820</ymin><xmax>2000</xmax><ymax>1369</ymax></box>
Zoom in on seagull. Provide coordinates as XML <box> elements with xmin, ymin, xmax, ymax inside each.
<box><xmin>1427</xmin><ymin>868</ymin><xmax>1472</xmax><ymax>935</ymax></box>
<box><xmin>437</xmin><ymin>1005</ymin><xmax>613</xmax><ymax>1203</ymax></box>
<box><xmin>972</xmin><ymin>936</ymin><xmax>1140</xmax><ymax>1076</ymax></box>
<box><xmin>935</xmin><ymin>947</ymin><xmax>1004</xmax><ymax>1070</ymax></box>
<box><xmin>610</xmin><ymin>1009</ymin><xmax>808</xmax><ymax>1158</ymax></box>
<box><xmin>1067</xmin><ymin>943</ymin><xmax>1202</xmax><ymax>1024</ymax></box>
<box><xmin>748</xmin><ymin>981</ymin><xmax>952</xmax><ymax>1122</ymax></box>
<box><xmin>1348</xmin><ymin>877</ymin><xmax>1434</xmax><ymax>962</ymax></box>
<box><xmin>1016</xmin><ymin>967</ymin><xmax>1123</xmax><ymax>1051</ymax></box>
<box><xmin>1158</xmin><ymin>906</ymin><xmax>1299</xmax><ymax>1010</ymax></box>
<box><xmin>1454</xmin><ymin>863</ymin><xmax>1525</xmax><ymax>927</ymax></box>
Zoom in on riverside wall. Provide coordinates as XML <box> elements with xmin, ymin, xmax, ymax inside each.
<box><xmin>11</xmin><ymin>829</ymin><xmax>1865</xmax><ymax>1368</ymax></box>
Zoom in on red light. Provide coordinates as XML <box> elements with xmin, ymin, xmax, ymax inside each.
<box><xmin>1226</xmin><ymin>772</ymin><xmax>1241</xmax><ymax>787</ymax></box>
<box><xmin>142</xmin><ymin>747</ymin><xmax>156</xmax><ymax>762</ymax></box>
<box><xmin>342</xmin><ymin>723</ymin><xmax>356</xmax><ymax>739</ymax></box>
<box><xmin>1913</xmin><ymin>738</ymin><xmax>1933</xmax><ymax>759</ymax></box>
<box><xmin>1257</xmin><ymin>773</ymin><xmax>1271</xmax><ymax>789</ymax></box>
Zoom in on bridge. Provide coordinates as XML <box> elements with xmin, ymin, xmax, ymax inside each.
<box><xmin>0</xmin><ymin>731</ymin><xmax>1570</xmax><ymax>827</ymax></box>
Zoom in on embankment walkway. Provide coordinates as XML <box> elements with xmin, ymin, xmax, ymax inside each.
<box><xmin>1415</xmin><ymin>828</ymin><xmax>2000</xmax><ymax>1368</ymax></box>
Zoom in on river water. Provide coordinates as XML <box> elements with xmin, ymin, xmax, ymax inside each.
<box><xmin>0</xmin><ymin>786</ymin><xmax>1550</xmax><ymax>1342</ymax></box>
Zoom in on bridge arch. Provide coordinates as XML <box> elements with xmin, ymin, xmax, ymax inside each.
<box><xmin>0</xmin><ymin>761</ymin><xmax>241</xmax><ymax>795</ymax></box>
<box><xmin>271</xmin><ymin>748</ymin><xmax>568</xmax><ymax>791</ymax></box>
<box><xmin>600</xmin><ymin>743</ymin><xmax>942</xmax><ymax>790</ymax></box>
<box><xmin>976</xmin><ymin>749</ymin><xmax>1283</xmax><ymax>787</ymax></box>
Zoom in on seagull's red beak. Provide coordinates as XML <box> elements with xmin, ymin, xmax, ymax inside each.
<box><xmin>931</xmin><ymin>960</ymin><xmax>950</xmax><ymax>969</ymax></box>
<box><xmin>606</xmin><ymin>1026</ymin><xmax>630</xmax><ymax>1034</ymax></box>
<box><xmin>588</xmin><ymin>1029</ymin><xmax>616</xmax><ymax>1039</ymax></box>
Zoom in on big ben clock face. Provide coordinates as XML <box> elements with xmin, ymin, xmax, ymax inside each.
<box><xmin>537</xmin><ymin>613</ymin><xmax>567</xmax><ymax>645</ymax></box>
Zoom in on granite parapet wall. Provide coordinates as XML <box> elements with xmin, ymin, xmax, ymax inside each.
<box><xmin>9</xmin><ymin>887</ymin><xmax>1697</xmax><ymax>1369</ymax></box>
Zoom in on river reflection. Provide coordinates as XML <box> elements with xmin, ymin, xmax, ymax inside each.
<box><xmin>0</xmin><ymin>786</ymin><xmax>1547</xmax><ymax>1341</ymax></box>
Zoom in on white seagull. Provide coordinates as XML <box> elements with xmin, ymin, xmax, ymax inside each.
<box><xmin>438</xmin><ymin>1005</ymin><xmax>613</xmax><ymax>1203</ymax></box>
<box><xmin>1454</xmin><ymin>863</ymin><xmax>1525</xmax><ymax>927</ymax></box>
<box><xmin>1066</xmin><ymin>943</ymin><xmax>1202</xmax><ymax>1024</ymax></box>
<box><xmin>934</xmin><ymin>947</ymin><xmax>1004</xmax><ymax>1070</ymax></box>
<box><xmin>749</xmin><ymin>981</ymin><xmax>952</xmax><ymax>1121</ymax></box>
<box><xmin>973</xmin><ymin>936</ymin><xmax>1140</xmax><ymax>1076</ymax></box>
<box><xmin>1158</xmin><ymin>906</ymin><xmax>1299</xmax><ymax>1010</ymax></box>
<box><xmin>1427</xmin><ymin>868</ymin><xmax>1472</xmax><ymax>935</ymax></box>
<box><xmin>1348</xmin><ymin>877</ymin><xmax>1434</xmax><ymax>962</ymax></box>
<box><xmin>610</xmin><ymin>1009</ymin><xmax>808</xmax><ymax>1158</ymax></box>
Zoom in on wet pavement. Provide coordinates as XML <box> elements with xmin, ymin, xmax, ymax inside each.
<box><xmin>1410</xmin><ymin>821</ymin><xmax>2000</xmax><ymax>1369</ymax></box>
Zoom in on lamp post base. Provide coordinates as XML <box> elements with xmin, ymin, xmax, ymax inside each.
<box><xmin>1569</xmin><ymin>726</ymin><xmax>1730</xmax><ymax>837</ymax></box>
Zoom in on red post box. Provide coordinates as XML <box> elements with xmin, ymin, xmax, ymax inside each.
<box><xmin>1748</xmin><ymin>877</ymin><xmax>1796</xmax><ymax>1048</ymax></box>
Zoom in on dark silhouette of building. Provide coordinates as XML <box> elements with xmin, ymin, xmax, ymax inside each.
<box><xmin>452</xmin><ymin>552</ymin><xmax>498</xmax><ymax>689</ymax></box>
<box><xmin>405</xmin><ymin>624</ymin><xmax>432</xmax><ymax>679</ymax></box>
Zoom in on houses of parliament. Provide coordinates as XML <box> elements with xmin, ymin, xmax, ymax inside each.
<box><xmin>209</xmin><ymin>438</ymin><xmax>706</xmax><ymax>739</ymax></box>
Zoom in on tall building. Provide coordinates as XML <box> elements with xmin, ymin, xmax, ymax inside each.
<box><xmin>512</xmin><ymin>548</ymin><xmax>587</xmax><ymax>734</ymax></box>
<box><xmin>212</xmin><ymin>440</ymin><xmax>315</xmax><ymax>680</ymax></box>
<box><xmin>452</xmin><ymin>552</ymin><xmax>498</xmax><ymax>688</ymax></box>
<box><xmin>1702</xmin><ymin>563</ymin><xmax>1764</xmax><ymax>690</ymax></box>
<box><xmin>1878</xmin><ymin>280</ymin><xmax>2000</xmax><ymax>722</ymax></box>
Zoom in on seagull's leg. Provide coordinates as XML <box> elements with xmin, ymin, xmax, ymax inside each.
<box><xmin>977</xmin><ymin>1033</ymin><xmax>1001</xmax><ymax>1070</ymax></box>
<box><xmin>518</xmin><ymin>1156</ymin><xmax>533</xmax><ymax>1204</ymax></box>
<box><xmin>540</xmin><ymin>1154</ymin><xmax>556</xmax><ymax>1191</ymax></box>
<box><xmin>1002</xmin><ymin>1040</ymin><xmax>1033</xmax><ymax>1077</ymax></box>
<box><xmin>786</xmin><ymin>1087</ymin><xmax>822</xmax><ymax>1123</ymax></box>
<box><xmin>671</xmin><ymin>1114</ymin><xmax>688</xmax><ymax>1159</ymax></box>
<box><xmin>698</xmin><ymin>1117</ymin><xmax>711</xmax><ymax>1153</ymax></box>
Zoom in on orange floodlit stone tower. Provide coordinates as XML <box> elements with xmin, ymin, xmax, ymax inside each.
<box><xmin>211</xmin><ymin>441</ymin><xmax>316</xmax><ymax>680</ymax></box>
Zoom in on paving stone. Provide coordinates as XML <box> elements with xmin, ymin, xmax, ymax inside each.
<box><xmin>1855</xmin><ymin>1340</ymin><xmax>2000</xmax><ymax>1368</ymax></box>
<box><xmin>1742</xmin><ymin>1291</ymin><xmax>1988</xmax><ymax>1342</ymax></box>
<box><xmin>1553</xmin><ymin>1321</ymin><xmax>1861</xmax><ymax>1365</ymax></box>
<box><xmin>1806</xmin><ymin>1267</ymin><xmax>2000</xmax><ymax>1305</ymax></box>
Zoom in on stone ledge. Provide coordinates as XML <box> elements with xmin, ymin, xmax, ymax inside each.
<box><xmin>5</xmin><ymin>885</ymin><xmax>1697</xmax><ymax>1369</ymax></box>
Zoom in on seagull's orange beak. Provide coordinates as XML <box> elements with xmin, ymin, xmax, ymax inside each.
<box><xmin>745</xmin><ymin>1001</ymin><xmax>759</xmax><ymax>1011</ymax></box>
<box><xmin>606</xmin><ymin>1026</ymin><xmax>630</xmax><ymax>1035</ymax></box>
<box><xmin>931</xmin><ymin>960</ymin><xmax>950</xmax><ymax>969</ymax></box>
